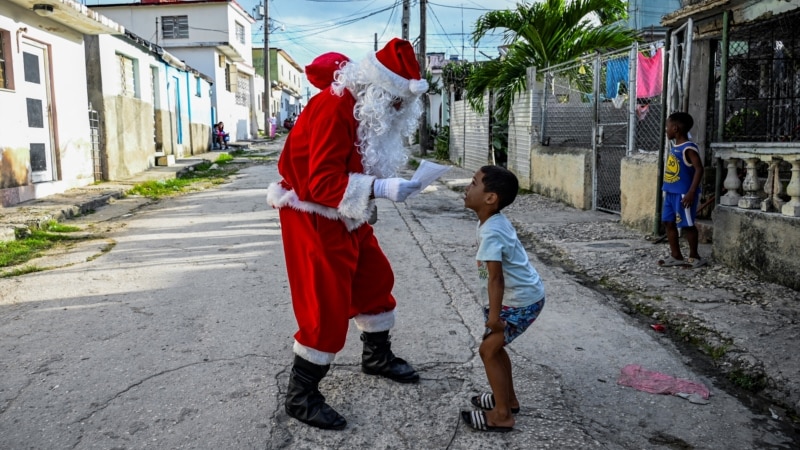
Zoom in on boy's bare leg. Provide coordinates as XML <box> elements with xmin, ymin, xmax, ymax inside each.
<box><xmin>684</xmin><ymin>225</ymin><xmax>700</xmax><ymax>259</ymax></box>
<box><xmin>479</xmin><ymin>332</ymin><xmax>515</xmax><ymax>427</ymax></box>
<box><xmin>499</xmin><ymin>349</ymin><xmax>520</xmax><ymax>411</ymax></box>
<box><xmin>664</xmin><ymin>221</ymin><xmax>683</xmax><ymax>260</ymax></box>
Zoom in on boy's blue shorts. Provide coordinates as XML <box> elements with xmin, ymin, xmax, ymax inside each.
<box><xmin>483</xmin><ymin>298</ymin><xmax>545</xmax><ymax>346</ymax></box>
<box><xmin>662</xmin><ymin>191</ymin><xmax>699</xmax><ymax>228</ymax></box>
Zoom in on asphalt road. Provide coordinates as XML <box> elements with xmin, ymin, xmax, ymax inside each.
<box><xmin>0</xmin><ymin>162</ymin><xmax>793</xmax><ymax>449</ymax></box>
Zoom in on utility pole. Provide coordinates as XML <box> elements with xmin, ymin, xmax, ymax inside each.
<box><xmin>418</xmin><ymin>0</ymin><xmax>428</xmax><ymax>155</ymax></box>
<box><xmin>402</xmin><ymin>0</ymin><xmax>410</xmax><ymax>40</ymax></box>
<box><xmin>374</xmin><ymin>33</ymin><xmax>378</xmax><ymax>51</ymax></box>
<box><xmin>263</xmin><ymin>0</ymin><xmax>271</xmax><ymax>137</ymax></box>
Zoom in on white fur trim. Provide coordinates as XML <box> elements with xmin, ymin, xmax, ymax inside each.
<box><xmin>409</xmin><ymin>79</ymin><xmax>428</xmax><ymax>95</ymax></box>
<box><xmin>294</xmin><ymin>340</ymin><xmax>336</xmax><ymax>365</ymax></box>
<box><xmin>339</xmin><ymin>173</ymin><xmax>375</xmax><ymax>222</ymax></box>
<box><xmin>362</xmin><ymin>52</ymin><xmax>426</xmax><ymax>99</ymax></box>
<box><xmin>353</xmin><ymin>310</ymin><xmax>396</xmax><ymax>332</ymax></box>
<box><xmin>266</xmin><ymin>180</ymin><xmax>376</xmax><ymax>232</ymax></box>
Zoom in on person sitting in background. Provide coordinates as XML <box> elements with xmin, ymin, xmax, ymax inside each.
<box><xmin>214</xmin><ymin>122</ymin><xmax>230</xmax><ymax>150</ymax></box>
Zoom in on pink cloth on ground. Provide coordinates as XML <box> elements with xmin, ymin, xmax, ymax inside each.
<box><xmin>636</xmin><ymin>48</ymin><xmax>663</xmax><ymax>99</ymax></box>
<box><xmin>617</xmin><ymin>364</ymin><xmax>710</xmax><ymax>399</ymax></box>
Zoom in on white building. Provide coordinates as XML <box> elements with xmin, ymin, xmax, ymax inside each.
<box><xmin>0</xmin><ymin>0</ymin><xmax>124</xmax><ymax>206</ymax></box>
<box><xmin>252</xmin><ymin>47</ymin><xmax>304</xmax><ymax>132</ymax></box>
<box><xmin>93</xmin><ymin>0</ymin><xmax>258</xmax><ymax>141</ymax></box>
<box><xmin>85</xmin><ymin>31</ymin><xmax>214</xmax><ymax>178</ymax></box>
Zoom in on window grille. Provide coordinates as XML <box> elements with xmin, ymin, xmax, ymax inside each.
<box><xmin>235</xmin><ymin>22</ymin><xmax>245</xmax><ymax>45</ymax></box>
<box><xmin>162</xmin><ymin>16</ymin><xmax>189</xmax><ymax>39</ymax></box>
<box><xmin>720</xmin><ymin>9</ymin><xmax>800</xmax><ymax>142</ymax></box>
<box><xmin>118</xmin><ymin>54</ymin><xmax>137</xmax><ymax>98</ymax></box>
<box><xmin>236</xmin><ymin>73</ymin><xmax>249</xmax><ymax>106</ymax></box>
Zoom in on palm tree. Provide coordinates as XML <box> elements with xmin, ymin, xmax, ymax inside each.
<box><xmin>466</xmin><ymin>0</ymin><xmax>638</xmax><ymax>118</ymax></box>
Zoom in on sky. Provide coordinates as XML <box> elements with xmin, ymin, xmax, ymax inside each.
<box><xmin>242</xmin><ymin>0</ymin><xmax>523</xmax><ymax>69</ymax></box>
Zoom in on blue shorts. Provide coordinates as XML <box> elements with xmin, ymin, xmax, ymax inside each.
<box><xmin>483</xmin><ymin>298</ymin><xmax>545</xmax><ymax>345</ymax></box>
<box><xmin>662</xmin><ymin>191</ymin><xmax>699</xmax><ymax>228</ymax></box>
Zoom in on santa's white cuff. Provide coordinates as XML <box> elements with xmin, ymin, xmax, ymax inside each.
<box><xmin>353</xmin><ymin>310</ymin><xmax>396</xmax><ymax>332</ymax></box>
<box><xmin>294</xmin><ymin>340</ymin><xmax>336</xmax><ymax>365</ymax></box>
<box><xmin>338</xmin><ymin>173</ymin><xmax>375</xmax><ymax>222</ymax></box>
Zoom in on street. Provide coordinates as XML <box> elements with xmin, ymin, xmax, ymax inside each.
<box><xmin>0</xmin><ymin>162</ymin><xmax>794</xmax><ymax>449</ymax></box>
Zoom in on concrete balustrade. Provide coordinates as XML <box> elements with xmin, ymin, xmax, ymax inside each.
<box><xmin>712</xmin><ymin>143</ymin><xmax>800</xmax><ymax>217</ymax></box>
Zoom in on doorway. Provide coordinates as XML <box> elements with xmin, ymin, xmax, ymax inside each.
<box><xmin>21</xmin><ymin>40</ymin><xmax>55</xmax><ymax>183</ymax></box>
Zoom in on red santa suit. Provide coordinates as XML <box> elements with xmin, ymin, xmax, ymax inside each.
<box><xmin>267</xmin><ymin>56</ymin><xmax>396</xmax><ymax>366</ymax></box>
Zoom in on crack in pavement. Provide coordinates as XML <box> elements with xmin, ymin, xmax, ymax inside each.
<box><xmin>71</xmin><ymin>353</ymin><xmax>273</xmax><ymax>425</ymax></box>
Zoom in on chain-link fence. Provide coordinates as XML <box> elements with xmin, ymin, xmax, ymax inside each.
<box><xmin>541</xmin><ymin>59</ymin><xmax>595</xmax><ymax>147</ymax></box>
<box><xmin>537</xmin><ymin>42</ymin><xmax>666</xmax><ymax>213</ymax></box>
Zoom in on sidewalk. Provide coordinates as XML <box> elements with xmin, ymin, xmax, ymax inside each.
<box><xmin>1</xmin><ymin>144</ymin><xmax>797</xmax><ymax>423</ymax></box>
<box><xmin>0</xmin><ymin>138</ymin><xmax>280</xmax><ymax>240</ymax></box>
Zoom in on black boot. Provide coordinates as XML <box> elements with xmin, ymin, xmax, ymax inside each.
<box><xmin>361</xmin><ymin>331</ymin><xmax>420</xmax><ymax>383</ymax></box>
<box><xmin>285</xmin><ymin>355</ymin><xmax>347</xmax><ymax>430</ymax></box>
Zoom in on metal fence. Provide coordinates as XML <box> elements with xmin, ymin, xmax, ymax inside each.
<box><xmin>507</xmin><ymin>68</ymin><xmax>537</xmax><ymax>188</ymax></box>
<box><xmin>719</xmin><ymin>9</ymin><xmax>799</xmax><ymax>143</ymax></box>
<box><xmin>450</xmin><ymin>94</ymin><xmax>490</xmax><ymax>174</ymax></box>
<box><xmin>447</xmin><ymin>42</ymin><xmax>666</xmax><ymax>214</ymax></box>
<box><xmin>88</xmin><ymin>105</ymin><xmax>103</xmax><ymax>182</ymax></box>
<box><xmin>449</xmin><ymin>97</ymin><xmax>465</xmax><ymax>165</ymax></box>
<box><xmin>537</xmin><ymin>42</ymin><xmax>666</xmax><ymax>213</ymax></box>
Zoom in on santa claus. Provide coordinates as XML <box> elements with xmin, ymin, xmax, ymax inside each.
<box><xmin>266</xmin><ymin>38</ymin><xmax>428</xmax><ymax>430</ymax></box>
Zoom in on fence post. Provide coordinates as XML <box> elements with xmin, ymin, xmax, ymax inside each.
<box><xmin>628</xmin><ymin>43</ymin><xmax>638</xmax><ymax>157</ymax></box>
<box><xmin>540</xmin><ymin>66</ymin><xmax>549</xmax><ymax>145</ymax></box>
<box><xmin>591</xmin><ymin>55</ymin><xmax>600</xmax><ymax>210</ymax></box>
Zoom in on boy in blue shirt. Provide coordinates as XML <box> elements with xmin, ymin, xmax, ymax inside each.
<box><xmin>659</xmin><ymin>112</ymin><xmax>706</xmax><ymax>269</ymax></box>
<box><xmin>461</xmin><ymin>165</ymin><xmax>546</xmax><ymax>432</ymax></box>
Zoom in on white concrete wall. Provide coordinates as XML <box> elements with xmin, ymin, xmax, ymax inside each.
<box><xmin>0</xmin><ymin>4</ymin><xmax>94</xmax><ymax>204</ymax></box>
<box><xmin>95</xmin><ymin>3</ymin><xmax>253</xmax><ymax>65</ymax></box>
<box><xmin>428</xmin><ymin>72</ymin><xmax>443</xmax><ymax>130</ymax></box>
<box><xmin>276</xmin><ymin>53</ymin><xmax>302</xmax><ymax>97</ymax></box>
<box><xmin>96</xmin><ymin>2</ymin><xmax>255</xmax><ymax>140</ymax></box>
<box><xmin>97</xmin><ymin>34</ymin><xmax>156</xmax><ymax>100</ymax></box>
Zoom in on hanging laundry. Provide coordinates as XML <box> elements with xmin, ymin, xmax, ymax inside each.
<box><xmin>636</xmin><ymin>102</ymin><xmax>649</xmax><ymax>121</ymax></box>
<box><xmin>637</xmin><ymin>48</ymin><xmax>663</xmax><ymax>99</ymax></box>
<box><xmin>606</xmin><ymin>57</ymin><xmax>629</xmax><ymax>99</ymax></box>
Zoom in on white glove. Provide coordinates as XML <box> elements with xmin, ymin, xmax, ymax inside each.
<box><xmin>373</xmin><ymin>177</ymin><xmax>421</xmax><ymax>202</ymax></box>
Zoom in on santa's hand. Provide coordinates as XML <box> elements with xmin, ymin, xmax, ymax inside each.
<box><xmin>373</xmin><ymin>178</ymin><xmax>421</xmax><ymax>202</ymax></box>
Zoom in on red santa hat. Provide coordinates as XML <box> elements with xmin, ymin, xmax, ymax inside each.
<box><xmin>305</xmin><ymin>52</ymin><xmax>350</xmax><ymax>90</ymax></box>
<box><xmin>362</xmin><ymin>38</ymin><xmax>429</xmax><ymax>98</ymax></box>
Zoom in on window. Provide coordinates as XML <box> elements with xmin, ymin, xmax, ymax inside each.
<box><xmin>235</xmin><ymin>73</ymin><xmax>249</xmax><ymax>106</ymax></box>
<box><xmin>162</xmin><ymin>16</ymin><xmax>189</xmax><ymax>39</ymax></box>
<box><xmin>195</xmin><ymin>76</ymin><xmax>201</xmax><ymax>97</ymax></box>
<box><xmin>235</xmin><ymin>22</ymin><xmax>245</xmax><ymax>45</ymax></box>
<box><xmin>718</xmin><ymin>9</ymin><xmax>800</xmax><ymax>142</ymax></box>
<box><xmin>225</xmin><ymin>63</ymin><xmax>239</xmax><ymax>94</ymax></box>
<box><xmin>118</xmin><ymin>53</ymin><xmax>138</xmax><ymax>98</ymax></box>
<box><xmin>0</xmin><ymin>29</ymin><xmax>13</xmax><ymax>90</ymax></box>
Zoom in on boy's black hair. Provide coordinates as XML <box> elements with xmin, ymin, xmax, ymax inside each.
<box><xmin>480</xmin><ymin>165</ymin><xmax>519</xmax><ymax>211</ymax></box>
<box><xmin>668</xmin><ymin>111</ymin><xmax>694</xmax><ymax>134</ymax></box>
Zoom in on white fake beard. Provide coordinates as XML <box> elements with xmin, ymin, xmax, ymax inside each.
<box><xmin>333</xmin><ymin>62</ymin><xmax>424</xmax><ymax>178</ymax></box>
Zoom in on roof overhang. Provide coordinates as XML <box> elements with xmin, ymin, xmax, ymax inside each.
<box><xmin>662</xmin><ymin>0</ymin><xmax>800</xmax><ymax>33</ymax></box>
<box><xmin>216</xmin><ymin>43</ymin><xmax>244</xmax><ymax>62</ymax></box>
<box><xmin>8</xmin><ymin>0</ymin><xmax>124</xmax><ymax>35</ymax></box>
<box><xmin>662</xmin><ymin>0</ymin><xmax>732</xmax><ymax>27</ymax></box>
